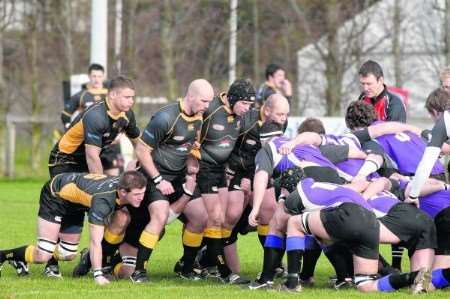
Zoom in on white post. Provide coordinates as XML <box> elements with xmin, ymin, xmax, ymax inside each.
<box><xmin>91</xmin><ymin>0</ymin><xmax>108</xmax><ymax>75</ymax></box>
<box><xmin>115</xmin><ymin>0</ymin><xmax>122</xmax><ymax>73</ymax></box>
<box><xmin>229</xmin><ymin>0</ymin><xmax>238</xmax><ymax>85</ymax></box>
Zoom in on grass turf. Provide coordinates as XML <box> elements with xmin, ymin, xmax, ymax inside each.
<box><xmin>0</xmin><ymin>180</ymin><xmax>448</xmax><ymax>298</ymax></box>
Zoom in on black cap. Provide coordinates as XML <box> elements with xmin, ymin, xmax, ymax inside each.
<box><xmin>273</xmin><ymin>166</ymin><xmax>305</xmax><ymax>193</ymax></box>
<box><xmin>227</xmin><ymin>79</ymin><xmax>256</xmax><ymax>108</ymax></box>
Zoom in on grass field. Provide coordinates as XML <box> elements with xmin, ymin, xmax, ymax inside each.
<box><xmin>0</xmin><ymin>179</ymin><xmax>449</xmax><ymax>298</ymax></box>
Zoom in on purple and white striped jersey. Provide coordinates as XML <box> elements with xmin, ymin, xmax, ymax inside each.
<box><xmin>366</xmin><ymin>191</ymin><xmax>400</xmax><ymax>218</ymax></box>
<box><xmin>295</xmin><ymin>178</ymin><xmax>373</xmax><ymax>212</ymax></box>
<box><xmin>374</xmin><ymin>131</ymin><xmax>444</xmax><ymax>175</ymax></box>
<box><xmin>321</xmin><ymin>133</ymin><xmax>379</xmax><ymax>180</ymax></box>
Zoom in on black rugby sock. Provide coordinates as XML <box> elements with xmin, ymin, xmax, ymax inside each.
<box><xmin>1</xmin><ymin>245</ymin><xmax>29</xmax><ymax>263</ymax></box>
<box><xmin>300</xmin><ymin>247</ymin><xmax>321</xmax><ymax>280</ymax></box>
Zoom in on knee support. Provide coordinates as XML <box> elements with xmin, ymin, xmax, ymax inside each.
<box><xmin>354</xmin><ymin>273</ymin><xmax>378</xmax><ymax>287</ymax></box>
<box><xmin>37</xmin><ymin>238</ymin><xmax>57</xmax><ymax>255</ymax></box>
<box><xmin>55</xmin><ymin>241</ymin><xmax>79</xmax><ymax>261</ymax></box>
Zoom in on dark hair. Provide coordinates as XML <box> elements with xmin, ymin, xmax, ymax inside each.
<box><xmin>345</xmin><ymin>101</ymin><xmax>377</xmax><ymax>130</ymax></box>
<box><xmin>425</xmin><ymin>88</ymin><xmax>450</xmax><ymax>113</ymax></box>
<box><xmin>118</xmin><ymin>170</ymin><xmax>147</xmax><ymax>191</ymax></box>
<box><xmin>297</xmin><ymin>117</ymin><xmax>325</xmax><ymax>134</ymax></box>
<box><xmin>265</xmin><ymin>64</ymin><xmax>283</xmax><ymax>80</ymax></box>
<box><xmin>88</xmin><ymin>63</ymin><xmax>105</xmax><ymax>74</ymax></box>
<box><xmin>109</xmin><ymin>76</ymin><xmax>135</xmax><ymax>92</ymax></box>
<box><xmin>359</xmin><ymin>60</ymin><xmax>384</xmax><ymax>79</ymax></box>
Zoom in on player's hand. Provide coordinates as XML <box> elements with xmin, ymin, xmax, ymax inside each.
<box><xmin>95</xmin><ymin>275</ymin><xmax>110</xmax><ymax>285</ymax></box>
<box><xmin>404</xmin><ymin>196</ymin><xmax>419</xmax><ymax>207</ymax></box>
<box><xmin>281</xmin><ymin>79</ymin><xmax>293</xmax><ymax>97</ymax></box>
<box><xmin>157</xmin><ymin>180</ymin><xmax>175</xmax><ymax>195</ymax></box>
<box><xmin>184</xmin><ymin>175</ymin><xmax>196</xmax><ymax>195</ymax></box>
<box><xmin>248</xmin><ymin>208</ymin><xmax>260</xmax><ymax>227</ymax></box>
<box><xmin>278</xmin><ymin>141</ymin><xmax>296</xmax><ymax>155</ymax></box>
<box><xmin>240</xmin><ymin>178</ymin><xmax>251</xmax><ymax>192</ymax></box>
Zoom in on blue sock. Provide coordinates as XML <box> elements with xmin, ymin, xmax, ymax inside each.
<box><xmin>264</xmin><ymin>235</ymin><xmax>284</xmax><ymax>249</ymax></box>
<box><xmin>286</xmin><ymin>236</ymin><xmax>305</xmax><ymax>252</ymax></box>
<box><xmin>377</xmin><ymin>275</ymin><xmax>395</xmax><ymax>292</ymax></box>
<box><xmin>432</xmin><ymin>269</ymin><xmax>450</xmax><ymax>289</ymax></box>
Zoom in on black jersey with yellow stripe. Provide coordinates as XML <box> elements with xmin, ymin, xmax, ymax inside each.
<box><xmin>61</xmin><ymin>85</ymin><xmax>108</xmax><ymax>127</ymax></box>
<box><xmin>228</xmin><ymin>108</ymin><xmax>264</xmax><ymax>170</ymax></box>
<box><xmin>140</xmin><ymin>99</ymin><xmax>203</xmax><ymax>174</ymax></box>
<box><xmin>49</xmin><ymin>99</ymin><xmax>140</xmax><ymax>168</ymax></box>
<box><xmin>193</xmin><ymin>93</ymin><xmax>241</xmax><ymax>165</ymax></box>
<box><xmin>50</xmin><ymin>173</ymin><xmax>121</xmax><ymax>225</ymax></box>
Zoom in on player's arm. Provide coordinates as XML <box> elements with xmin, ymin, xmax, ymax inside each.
<box><xmin>367</xmin><ymin>121</ymin><xmax>421</xmax><ymax>138</ymax></box>
<box><xmin>89</xmin><ymin>223</ymin><xmax>109</xmax><ymax>285</ymax></box>
<box><xmin>278</xmin><ymin>132</ymin><xmax>322</xmax><ymax>155</ymax></box>
<box><xmin>136</xmin><ymin>113</ymin><xmax>174</xmax><ymax>195</ymax></box>
<box><xmin>83</xmin><ymin>110</ymin><xmax>106</xmax><ymax>174</ymax></box>
<box><xmin>124</xmin><ymin>110</ymin><xmax>141</xmax><ymax>147</ymax></box>
<box><xmin>249</xmin><ymin>145</ymin><xmax>274</xmax><ymax>226</ymax></box>
<box><xmin>408</xmin><ymin>117</ymin><xmax>449</xmax><ymax>199</ymax></box>
<box><xmin>387</xmin><ymin>97</ymin><xmax>407</xmax><ymax>123</ymax></box>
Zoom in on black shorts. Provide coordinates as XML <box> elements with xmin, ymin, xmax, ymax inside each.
<box><xmin>228</xmin><ymin>168</ymin><xmax>254</xmax><ymax>192</ymax></box>
<box><xmin>193</xmin><ymin>162</ymin><xmax>227</xmax><ymax>196</ymax></box>
<box><xmin>379</xmin><ymin>203</ymin><xmax>436</xmax><ymax>254</ymax></box>
<box><xmin>140</xmin><ymin>172</ymin><xmax>187</xmax><ymax>205</ymax></box>
<box><xmin>38</xmin><ymin>183</ymin><xmax>86</xmax><ymax>231</ymax></box>
<box><xmin>48</xmin><ymin>163</ymin><xmax>88</xmax><ymax>178</ymax></box>
<box><xmin>303</xmin><ymin>166</ymin><xmax>347</xmax><ymax>185</ymax></box>
<box><xmin>123</xmin><ymin>205</ymin><xmax>151</xmax><ymax>248</ymax></box>
<box><xmin>321</xmin><ymin>203</ymin><xmax>379</xmax><ymax>259</ymax></box>
<box><xmin>435</xmin><ymin>207</ymin><xmax>450</xmax><ymax>255</ymax></box>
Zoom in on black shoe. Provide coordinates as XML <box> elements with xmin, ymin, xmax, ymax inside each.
<box><xmin>130</xmin><ymin>269</ymin><xmax>149</xmax><ymax>283</ymax></box>
<box><xmin>333</xmin><ymin>278</ymin><xmax>354</xmax><ymax>290</ymax></box>
<box><xmin>221</xmin><ymin>273</ymin><xmax>251</xmax><ymax>285</ymax></box>
<box><xmin>173</xmin><ymin>260</ymin><xmax>183</xmax><ymax>275</ymax></box>
<box><xmin>72</xmin><ymin>248</ymin><xmax>91</xmax><ymax>277</ymax></box>
<box><xmin>9</xmin><ymin>260</ymin><xmax>29</xmax><ymax>277</ymax></box>
<box><xmin>44</xmin><ymin>264</ymin><xmax>62</xmax><ymax>278</ymax></box>
<box><xmin>247</xmin><ymin>279</ymin><xmax>274</xmax><ymax>290</ymax></box>
<box><xmin>178</xmin><ymin>271</ymin><xmax>202</xmax><ymax>281</ymax></box>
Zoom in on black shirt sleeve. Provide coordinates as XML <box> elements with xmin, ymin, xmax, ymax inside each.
<box><xmin>319</xmin><ymin>144</ymin><xmax>349</xmax><ymax>164</ymax></box>
<box><xmin>361</xmin><ymin>140</ymin><xmax>385</xmax><ymax>156</ymax></box>
<box><xmin>255</xmin><ymin>144</ymin><xmax>274</xmax><ymax>176</ymax></box>
<box><xmin>124</xmin><ymin>110</ymin><xmax>141</xmax><ymax>139</ymax></box>
<box><xmin>141</xmin><ymin>111</ymin><xmax>171</xmax><ymax>149</ymax></box>
<box><xmin>83</xmin><ymin>109</ymin><xmax>106</xmax><ymax>148</ymax></box>
<box><xmin>88</xmin><ymin>197</ymin><xmax>113</xmax><ymax>225</ymax></box>
<box><xmin>352</xmin><ymin>128</ymin><xmax>371</xmax><ymax>144</ymax></box>
<box><xmin>428</xmin><ymin>116</ymin><xmax>449</xmax><ymax>148</ymax></box>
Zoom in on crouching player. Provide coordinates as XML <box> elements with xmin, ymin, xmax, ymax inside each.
<box><xmin>0</xmin><ymin>171</ymin><xmax>146</xmax><ymax>285</ymax></box>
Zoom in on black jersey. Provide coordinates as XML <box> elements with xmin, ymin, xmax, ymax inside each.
<box><xmin>49</xmin><ymin>99</ymin><xmax>140</xmax><ymax>169</ymax></box>
<box><xmin>140</xmin><ymin>99</ymin><xmax>203</xmax><ymax>174</ymax></box>
<box><xmin>50</xmin><ymin>173</ymin><xmax>121</xmax><ymax>225</ymax></box>
<box><xmin>427</xmin><ymin>110</ymin><xmax>450</xmax><ymax>148</ymax></box>
<box><xmin>61</xmin><ymin>85</ymin><xmax>108</xmax><ymax>128</ymax></box>
<box><xmin>194</xmin><ymin>93</ymin><xmax>241</xmax><ymax>165</ymax></box>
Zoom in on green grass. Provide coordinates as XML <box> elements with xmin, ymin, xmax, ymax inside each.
<box><xmin>0</xmin><ymin>180</ymin><xmax>449</xmax><ymax>298</ymax></box>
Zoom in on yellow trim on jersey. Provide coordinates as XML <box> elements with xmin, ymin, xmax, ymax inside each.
<box><xmin>138</xmin><ymin>137</ymin><xmax>153</xmax><ymax>150</ymax></box>
<box><xmin>139</xmin><ymin>230</ymin><xmax>159</xmax><ymax>249</ymax></box>
<box><xmin>204</xmin><ymin>227</ymin><xmax>222</xmax><ymax>239</ymax></box>
<box><xmin>58</xmin><ymin>121</ymin><xmax>85</xmax><ymax>154</ymax></box>
<box><xmin>104</xmin><ymin>229</ymin><xmax>124</xmax><ymax>245</ymax></box>
<box><xmin>86</xmin><ymin>84</ymin><xmax>108</xmax><ymax>96</ymax></box>
<box><xmin>61</xmin><ymin>110</ymin><xmax>72</xmax><ymax>117</ymax></box>
<box><xmin>25</xmin><ymin>245</ymin><xmax>35</xmax><ymax>263</ymax></box>
<box><xmin>57</xmin><ymin>183</ymin><xmax>93</xmax><ymax>207</ymax></box>
<box><xmin>182</xmin><ymin>229</ymin><xmax>203</xmax><ymax>247</ymax></box>
<box><xmin>219</xmin><ymin>92</ymin><xmax>233</xmax><ymax>114</ymax></box>
<box><xmin>221</xmin><ymin>229</ymin><xmax>232</xmax><ymax>239</ymax></box>
<box><xmin>190</xmin><ymin>147</ymin><xmax>201</xmax><ymax>160</ymax></box>
<box><xmin>257</xmin><ymin>224</ymin><xmax>269</xmax><ymax>236</ymax></box>
<box><xmin>179</xmin><ymin>98</ymin><xmax>203</xmax><ymax>122</ymax></box>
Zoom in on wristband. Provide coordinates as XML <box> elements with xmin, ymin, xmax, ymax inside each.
<box><xmin>152</xmin><ymin>175</ymin><xmax>162</xmax><ymax>185</ymax></box>
<box><xmin>93</xmin><ymin>269</ymin><xmax>103</xmax><ymax>278</ymax></box>
<box><xmin>182</xmin><ymin>183</ymin><xmax>193</xmax><ymax>197</ymax></box>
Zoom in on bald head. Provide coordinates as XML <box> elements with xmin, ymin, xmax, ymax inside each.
<box><xmin>264</xmin><ymin>94</ymin><xmax>290</xmax><ymax>125</ymax></box>
<box><xmin>185</xmin><ymin>78</ymin><xmax>215</xmax><ymax>115</ymax></box>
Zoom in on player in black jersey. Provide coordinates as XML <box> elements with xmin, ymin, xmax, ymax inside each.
<box><xmin>61</xmin><ymin>64</ymin><xmax>108</xmax><ymax>129</ymax></box>
<box><xmin>45</xmin><ymin>76</ymin><xmax>140</xmax><ymax>277</ymax></box>
<box><xmin>0</xmin><ymin>171</ymin><xmax>147</xmax><ymax>285</ymax></box>
<box><xmin>118</xmin><ymin>79</ymin><xmax>214</xmax><ymax>283</ymax></box>
<box><xmin>185</xmin><ymin>79</ymin><xmax>255</xmax><ymax>280</ymax></box>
